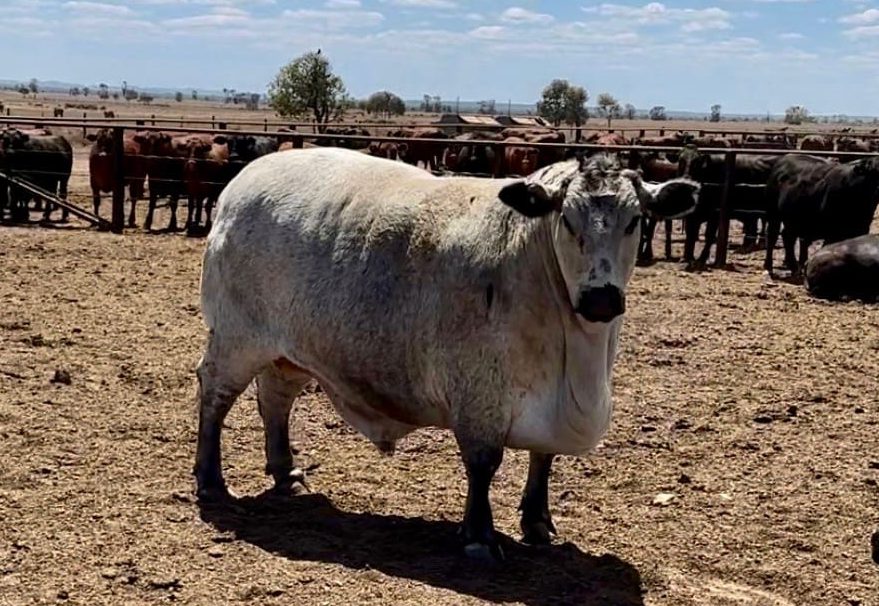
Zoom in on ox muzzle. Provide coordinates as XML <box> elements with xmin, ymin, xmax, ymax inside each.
<box><xmin>575</xmin><ymin>284</ymin><xmax>626</xmax><ymax>323</ymax></box>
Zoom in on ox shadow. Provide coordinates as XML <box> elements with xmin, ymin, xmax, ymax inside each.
<box><xmin>199</xmin><ymin>493</ymin><xmax>644</xmax><ymax>606</ymax></box>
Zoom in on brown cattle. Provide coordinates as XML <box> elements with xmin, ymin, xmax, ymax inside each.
<box><xmin>388</xmin><ymin>128</ymin><xmax>448</xmax><ymax>170</ymax></box>
<box><xmin>800</xmin><ymin>135</ymin><xmax>833</xmax><ymax>152</ymax></box>
<box><xmin>501</xmin><ymin>129</ymin><xmax>566</xmax><ymax>168</ymax></box>
<box><xmin>178</xmin><ymin>134</ymin><xmax>229</xmax><ymax>234</ymax></box>
<box><xmin>502</xmin><ymin>137</ymin><xmax>538</xmax><ymax>176</ymax></box>
<box><xmin>595</xmin><ymin>132</ymin><xmax>628</xmax><ymax>147</ymax></box>
<box><xmin>367</xmin><ymin>141</ymin><xmax>405</xmax><ymax>161</ymax></box>
<box><xmin>86</xmin><ymin>129</ymin><xmax>148</xmax><ymax>227</ymax></box>
<box><xmin>836</xmin><ymin>136</ymin><xmax>871</xmax><ymax>153</ymax></box>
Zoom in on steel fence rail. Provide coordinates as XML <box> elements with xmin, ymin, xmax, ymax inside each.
<box><xmin>2</xmin><ymin>118</ymin><xmax>876</xmax><ymax>266</ymax></box>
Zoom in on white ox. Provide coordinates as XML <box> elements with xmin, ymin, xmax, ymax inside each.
<box><xmin>195</xmin><ymin>147</ymin><xmax>699</xmax><ymax>561</ymax></box>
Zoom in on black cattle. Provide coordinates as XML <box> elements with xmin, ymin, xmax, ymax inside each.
<box><xmin>804</xmin><ymin>234</ymin><xmax>879</xmax><ymax>301</ymax></box>
<box><xmin>764</xmin><ymin>154</ymin><xmax>879</xmax><ymax>276</ymax></box>
<box><xmin>0</xmin><ymin>129</ymin><xmax>72</xmax><ymax>223</ymax></box>
<box><xmin>442</xmin><ymin>132</ymin><xmax>501</xmax><ymax>175</ymax></box>
<box><xmin>225</xmin><ymin>135</ymin><xmax>279</xmax><ymax>181</ymax></box>
<box><xmin>678</xmin><ymin>146</ymin><xmax>780</xmax><ymax>266</ymax></box>
<box><xmin>628</xmin><ymin>150</ymin><xmax>679</xmax><ymax>264</ymax></box>
<box><xmin>137</xmin><ymin>132</ymin><xmax>187</xmax><ymax>232</ymax></box>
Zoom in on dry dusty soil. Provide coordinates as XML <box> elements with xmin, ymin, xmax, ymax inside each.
<box><xmin>1</xmin><ymin>217</ymin><xmax>878</xmax><ymax>606</ymax></box>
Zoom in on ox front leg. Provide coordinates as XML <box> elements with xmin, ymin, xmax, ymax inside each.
<box><xmin>519</xmin><ymin>452</ymin><xmax>556</xmax><ymax>545</ymax></box>
<box><xmin>458</xmin><ymin>441</ymin><xmax>505</xmax><ymax>562</ymax></box>
<box><xmin>256</xmin><ymin>367</ymin><xmax>309</xmax><ymax>495</ymax></box>
<box><xmin>144</xmin><ymin>194</ymin><xmax>157</xmax><ymax>232</ymax></box>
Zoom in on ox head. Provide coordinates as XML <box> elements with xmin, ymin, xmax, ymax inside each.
<box><xmin>227</xmin><ymin>135</ymin><xmax>256</xmax><ymax>163</ymax></box>
<box><xmin>86</xmin><ymin>129</ymin><xmax>115</xmax><ymax>155</ymax></box>
<box><xmin>498</xmin><ymin>154</ymin><xmax>700</xmax><ymax>323</ymax></box>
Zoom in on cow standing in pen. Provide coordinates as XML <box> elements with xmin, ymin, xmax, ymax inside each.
<box><xmin>194</xmin><ymin>148</ymin><xmax>699</xmax><ymax>561</ymax></box>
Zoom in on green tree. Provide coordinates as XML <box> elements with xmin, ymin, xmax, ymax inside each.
<box><xmin>623</xmin><ymin>103</ymin><xmax>636</xmax><ymax>120</ymax></box>
<box><xmin>28</xmin><ymin>78</ymin><xmax>38</xmax><ymax>97</ymax></box>
<box><xmin>784</xmin><ymin>105</ymin><xmax>811</xmax><ymax>125</ymax></box>
<box><xmin>536</xmin><ymin>79</ymin><xmax>589</xmax><ymax>140</ymax></box>
<box><xmin>83</xmin><ymin>86</ymin><xmax>90</xmax><ymax>97</ymax></box>
<box><xmin>710</xmin><ymin>104</ymin><xmax>721</xmax><ymax>123</ymax></box>
<box><xmin>596</xmin><ymin>93</ymin><xmax>621</xmax><ymax>128</ymax></box>
<box><xmin>268</xmin><ymin>50</ymin><xmax>349</xmax><ymax>132</ymax></box>
<box><xmin>365</xmin><ymin>90</ymin><xmax>406</xmax><ymax>119</ymax></box>
<box><xmin>175</xmin><ymin>91</ymin><xmax>184</xmax><ymax>103</ymax></box>
<box><xmin>649</xmin><ymin>106</ymin><xmax>667</xmax><ymax>121</ymax></box>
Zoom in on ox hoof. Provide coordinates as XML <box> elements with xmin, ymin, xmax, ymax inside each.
<box><xmin>195</xmin><ymin>480</ymin><xmax>235</xmax><ymax>503</ymax></box>
<box><xmin>464</xmin><ymin>541</ymin><xmax>505</xmax><ymax>564</ymax></box>
<box><xmin>871</xmin><ymin>529</ymin><xmax>879</xmax><ymax>564</ymax></box>
<box><xmin>272</xmin><ymin>468</ymin><xmax>308</xmax><ymax>495</ymax></box>
<box><xmin>521</xmin><ymin>520</ymin><xmax>556</xmax><ymax>546</ymax></box>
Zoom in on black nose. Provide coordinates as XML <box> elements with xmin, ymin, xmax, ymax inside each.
<box><xmin>575</xmin><ymin>285</ymin><xmax>626</xmax><ymax>323</ymax></box>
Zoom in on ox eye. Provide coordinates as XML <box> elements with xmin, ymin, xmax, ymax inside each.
<box><xmin>624</xmin><ymin>216</ymin><xmax>641</xmax><ymax>235</ymax></box>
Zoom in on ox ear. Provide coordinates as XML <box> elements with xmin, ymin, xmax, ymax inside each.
<box><xmin>498</xmin><ymin>160</ymin><xmax>579</xmax><ymax>218</ymax></box>
<box><xmin>86</xmin><ymin>133</ymin><xmax>97</xmax><ymax>142</ymax></box>
<box><xmin>623</xmin><ymin>169</ymin><xmax>700</xmax><ymax>219</ymax></box>
<box><xmin>212</xmin><ymin>135</ymin><xmax>228</xmax><ymax>145</ymax></box>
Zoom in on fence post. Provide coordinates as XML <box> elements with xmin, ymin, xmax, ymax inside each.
<box><xmin>211</xmin><ymin>115</ymin><xmax>216</xmax><ymax>129</ymax></box>
<box><xmin>151</xmin><ymin>114</ymin><xmax>156</xmax><ymax>126</ymax></box>
<box><xmin>264</xmin><ymin>118</ymin><xmax>268</xmax><ymax>132</ymax></box>
<box><xmin>659</xmin><ymin>128</ymin><xmax>665</xmax><ymax>136</ymax></box>
<box><xmin>111</xmin><ymin>127</ymin><xmax>125</xmax><ymax>234</ymax></box>
<box><xmin>492</xmin><ymin>143</ymin><xmax>504</xmax><ymax>177</ymax></box>
<box><xmin>639</xmin><ymin>129</ymin><xmax>645</xmax><ymax>138</ymax></box>
<box><xmin>714</xmin><ymin>151</ymin><xmax>736</xmax><ymax>267</ymax></box>
<box><xmin>292</xmin><ymin>134</ymin><xmax>304</xmax><ymax>149</ymax></box>
<box><xmin>82</xmin><ymin>112</ymin><xmax>87</xmax><ymax>140</ymax></box>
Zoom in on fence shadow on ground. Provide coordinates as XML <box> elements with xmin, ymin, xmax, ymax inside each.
<box><xmin>199</xmin><ymin>492</ymin><xmax>644</xmax><ymax>606</ymax></box>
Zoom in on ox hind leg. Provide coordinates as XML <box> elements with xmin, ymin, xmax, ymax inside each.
<box><xmin>194</xmin><ymin>333</ymin><xmax>264</xmax><ymax>501</ymax></box>
<box><xmin>637</xmin><ymin>216</ymin><xmax>657</xmax><ymax>265</ymax></box>
<box><xmin>144</xmin><ymin>193</ymin><xmax>157</xmax><ymax>232</ymax></box>
<box><xmin>256</xmin><ymin>364</ymin><xmax>311</xmax><ymax>495</ymax></box>
<box><xmin>519</xmin><ymin>452</ymin><xmax>556</xmax><ymax>545</ymax></box>
<box><xmin>664</xmin><ymin>219</ymin><xmax>674</xmax><ymax>259</ymax></box>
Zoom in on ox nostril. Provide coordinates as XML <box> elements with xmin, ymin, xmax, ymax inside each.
<box><xmin>575</xmin><ymin>285</ymin><xmax>625</xmax><ymax>323</ymax></box>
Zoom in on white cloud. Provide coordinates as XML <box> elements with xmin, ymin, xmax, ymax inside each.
<box><xmin>500</xmin><ymin>7</ymin><xmax>554</xmax><ymax>24</ymax></box>
<box><xmin>382</xmin><ymin>0</ymin><xmax>456</xmax><ymax>7</ymax></box>
<box><xmin>778</xmin><ymin>31</ymin><xmax>804</xmax><ymax>40</ymax></box>
<box><xmin>469</xmin><ymin>25</ymin><xmax>507</xmax><ymax>39</ymax></box>
<box><xmin>325</xmin><ymin>0</ymin><xmax>361</xmax><ymax>6</ymax></box>
<box><xmin>581</xmin><ymin>3</ymin><xmax>731</xmax><ymax>32</ymax></box>
<box><xmin>280</xmin><ymin>9</ymin><xmax>385</xmax><ymax>28</ymax></box>
<box><xmin>840</xmin><ymin>8</ymin><xmax>879</xmax><ymax>24</ymax></box>
<box><xmin>64</xmin><ymin>1</ymin><xmax>136</xmax><ymax>16</ymax></box>
<box><xmin>843</xmin><ymin>24</ymin><xmax>879</xmax><ymax>37</ymax></box>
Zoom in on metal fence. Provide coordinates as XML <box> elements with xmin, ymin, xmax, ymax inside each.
<box><xmin>2</xmin><ymin>116</ymin><xmax>876</xmax><ymax>267</ymax></box>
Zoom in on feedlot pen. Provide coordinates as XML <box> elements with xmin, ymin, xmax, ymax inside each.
<box><xmin>1</xmin><ymin>220</ymin><xmax>878</xmax><ymax>606</ymax></box>
<box><xmin>0</xmin><ymin>121</ymin><xmax>878</xmax><ymax>606</ymax></box>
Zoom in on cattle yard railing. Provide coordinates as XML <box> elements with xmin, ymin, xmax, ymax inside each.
<box><xmin>2</xmin><ymin>116</ymin><xmax>876</xmax><ymax>266</ymax></box>
<box><xmin>4</xmin><ymin>114</ymin><xmax>879</xmax><ymax>142</ymax></box>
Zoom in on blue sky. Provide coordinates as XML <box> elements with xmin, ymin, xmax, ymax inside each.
<box><xmin>3</xmin><ymin>0</ymin><xmax>879</xmax><ymax>115</ymax></box>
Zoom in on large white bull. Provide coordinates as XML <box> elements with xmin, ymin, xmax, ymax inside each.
<box><xmin>195</xmin><ymin>147</ymin><xmax>698</xmax><ymax>561</ymax></box>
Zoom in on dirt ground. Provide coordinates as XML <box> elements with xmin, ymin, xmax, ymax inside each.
<box><xmin>1</xmin><ymin>208</ymin><xmax>878</xmax><ymax>606</ymax></box>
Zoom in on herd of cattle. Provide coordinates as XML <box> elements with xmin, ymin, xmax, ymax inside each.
<box><xmin>0</xmin><ymin>123</ymin><xmax>878</xmax><ymax>299</ymax></box>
